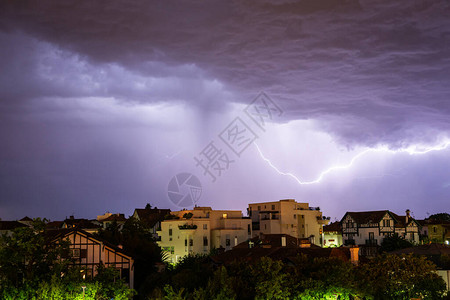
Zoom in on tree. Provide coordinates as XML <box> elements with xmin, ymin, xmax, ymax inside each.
<box><xmin>427</xmin><ymin>213</ymin><xmax>450</xmax><ymax>222</ymax></box>
<box><xmin>0</xmin><ymin>218</ymin><xmax>71</xmax><ymax>290</ymax></box>
<box><xmin>0</xmin><ymin>219</ymin><xmax>135</xmax><ymax>299</ymax></box>
<box><xmin>358</xmin><ymin>253</ymin><xmax>447</xmax><ymax>299</ymax></box>
<box><xmin>380</xmin><ymin>233</ymin><xmax>413</xmax><ymax>252</ymax></box>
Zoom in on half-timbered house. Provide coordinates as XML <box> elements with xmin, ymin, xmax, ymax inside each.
<box><xmin>52</xmin><ymin>228</ymin><xmax>134</xmax><ymax>287</ymax></box>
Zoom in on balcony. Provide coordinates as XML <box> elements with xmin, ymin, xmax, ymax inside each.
<box><xmin>365</xmin><ymin>239</ymin><xmax>378</xmax><ymax>246</ymax></box>
<box><xmin>178</xmin><ymin>224</ymin><xmax>197</xmax><ymax>230</ymax></box>
<box><xmin>344</xmin><ymin>239</ymin><xmax>355</xmax><ymax>246</ymax></box>
<box><xmin>261</xmin><ymin>215</ymin><xmax>280</xmax><ymax>220</ymax></box>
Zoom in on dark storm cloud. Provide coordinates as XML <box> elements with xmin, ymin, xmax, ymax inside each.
<box><xmin>1</xmin><ymin>0</ymin><xmax>450</xmax><ymax>219</ymax></box>
<box><xmin>2</xmin><ymin>0</ymin><xmax>450</xmax><ymax>147</ymax></box>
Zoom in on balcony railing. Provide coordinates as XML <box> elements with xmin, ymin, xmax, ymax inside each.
<box><xmin>178</xmin><ymin>224</ymin><xmax>197</xmax><ymax>230</ymax></box>
<box><xmin>344</xmin><ymin>239</ymin><xmax>355</xmax><ymax>246</ymax></box>
<box><xmin>365</xmin><ymin>239</ymin><xmax>378</xmax><ymax>246</ymax></box>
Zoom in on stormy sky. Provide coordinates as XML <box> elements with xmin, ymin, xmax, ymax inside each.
<box><xmin>1</xmin><ymin>0</ymin><xmax>450</xmax><ymax>221</ymax></box>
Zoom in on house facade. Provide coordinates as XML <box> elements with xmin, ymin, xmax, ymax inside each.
<box><xmin>323</xmin><ymin>221</ymin><xmax>343</xmax><ymax>248</ymax></box>
<box><xmin>53</xmin><ymin>229</ymin><xmax>134</xmax><ymax>287</ymax></box>
<box><xmin>248</xmin><ymin>199</ymin><xmax>329</xmax><ymax>246</ymax></box>
<box><xmin>341</xmin><ymin>210</ymin><xmax>420</xmax><ymax>255</ymax></box>
<box><xmin>157</xmin><ymin>207</ymin><xmax>252</xmax><ymax>264</ymax></box>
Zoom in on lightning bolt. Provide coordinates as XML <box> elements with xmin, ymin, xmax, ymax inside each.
<box><xmin>255</xmin><ymin>140</ymin><xmax>450</xmax><ymax>185</ymax></box>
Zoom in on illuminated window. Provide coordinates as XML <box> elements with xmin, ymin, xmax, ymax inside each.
<box><xmin>222</xmin><ymin>213</ymin><xmax>228</xmax><ymax>219</ymax></box>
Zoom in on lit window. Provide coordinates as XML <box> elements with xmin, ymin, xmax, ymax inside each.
<box><xmin>222</xmin><ymin>213</ymin><xmax>228</xmax><ymax>219</ymax></box>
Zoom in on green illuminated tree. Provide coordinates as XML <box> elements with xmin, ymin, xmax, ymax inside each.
<box><xmin>358</xmin><ymin>253</ymin><xmax>446</xmax><ymax>299</ymax></box>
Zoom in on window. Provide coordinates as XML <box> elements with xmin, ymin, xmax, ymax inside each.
<box><xmin>169</xmin><ymin>228</ymin><xmax>172</xmax><ymax>236</ymax></box>
<box><xmin>222</xmin><ymin>213</ymin><xmax>228</xmax><ymax>219</ymax></box>
<box><xmin>258</xmin><ymin>206</ymin><xmax>261</xmax><ymax>211</ymax></box>
<box><xmin>248</xmin><ymin>224</ymin><xmax>251</xmax><ymax>234</ymax></box>
<box><xmin>294</xmin><ymin>215</ymin><xmax>296</xmax><ymax>219</ymax></box>
<box><xmin>203</xmin><ymin>236</ymin><xmax>208</xmax><ymax>246</ymax></box>
<box><xmin>369</xmin><ymin>232</ymin><xmax>374</xmax><ymax>240</ymax></box>
<box><xmin>185</xmin><ymin>239</ymin><xmax>187</xmax><ymax>246</ymax></box>
<box><xmin>433</xmin><ymin>227</ymin><xmax>437</xmax><ymax>233</ymax></box>
<box><xmin>189</xmin><ymin>239</ymin><xmax>193</xmax><ymax>246</ymax></box>
<box><xmin>383</xmin><ymin>219</ymin><xmax>391</xmax><ymax>227</ymax></box>
<box><xmin>71</xmin><ymin>248</ymin><xmax>80</xmax><ymax>258</ymax></box>
<box><xmin>203</xmin><ymin>224</ymin><xmax>207</xmax><ymax>230</ymax></box>
<box><xmin>271</xmin><ymin>205</ymin><xmax>275</xmax><ymax>210</ymax></box>
<box><xmin>291</xmin><ymin>224</ymin><xmax>294</xmax><ymax>228</ymax></box>
<box><xmin>226</xmin><ymin>239</ymin><xmax>230</xmax><ymax>246</ymax></box>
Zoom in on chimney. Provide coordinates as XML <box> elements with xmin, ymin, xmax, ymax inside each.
<box><xmin>281</xmin><ymin>236</ymin><xmax>286</xmax><ymax>247</ymax></box>
<box><xmin>349</xmin><ymin>246</ymin><xmax>359</xmax><ymax>265</ymax></box>
<box><xmin>406</xmin><ymin>209</ymin><xmax>410</xmax><ymax>224</ymax></box>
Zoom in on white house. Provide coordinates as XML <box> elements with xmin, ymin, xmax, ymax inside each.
<box><xmin>341</xmin><ymin>209</ymin><xmax>420</xmax><ymax>251</ymax></box>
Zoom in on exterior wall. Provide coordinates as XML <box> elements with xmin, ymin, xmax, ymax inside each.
<box><xmin>157</xmin><ymin>207</ymin><xmax>251</xmax><ymax>263</ymax></box>
<box><xmin>323</xmin><ymin>231</ymin><xmax>343</xmax><ymax>247</ymax></box>
<box><xmin>342</xmin><ymin>212</ymin><xmax>420</xmax><ymax>248</ymax></box>
<box><xmin>437</xmin><ymin>270</ymin><xmax>450</xmax><ymax>292</ymax></box>
<box><xmin>60</xmin><ymin>231</ymin><xmax>134</xmax><ymax>287</ymax></box>
<box><xmin>428</xmin><ymin>224</ymin><xmax>448</xmax><ymax>243</ymax></box>
<box><xmin>248</xmin><ymin>199</ymin><xmax>328</xmax><ymax>246</ymax></box>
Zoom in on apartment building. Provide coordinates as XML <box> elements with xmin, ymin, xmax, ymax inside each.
<box><xmin>248</xmin><ymin>199</ymin><xmax>329</xmax><ymax>246</ymax></box>
<box><xmin>157</xmin><ymin>207</ymin><xmax>252</xmax><ymax>264</ymax></box>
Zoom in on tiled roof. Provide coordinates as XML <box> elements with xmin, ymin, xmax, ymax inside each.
<box><xmin>345</xmin><ymin>210</ymin><xmax>390</xmax><ymax>224</ymax></box>
<box><xmin>63</xmin><ymin>218</ymin><xmax>101</xmax><ymax>229</ymax></box>
<box><xmin>390</xmin><ymin>243</ymin><xmax>450</xmax><ymax>256</ymax></box>
<box><xmin>46</xmin><ymin>221</ymin><xmax>64</xmax><ymax>229</ymax></box>
<box><xmin>134</xmin><ymin>208</ymin><xmax>170</xmax><ymax>228</ymax></box>
<box><xmin>324</xmin><ymin>221</ymin><xmax>341</xmax><ymax>233</ymax></box>
<box><xmin>102</xmin><ymin>214</ymin><xmax>127</xmax><ymax>222</ymax></box>
<box><xmin>48</xmin><ymin>228</ymin><xmax>133</xmax><ymax>257</ymax></box>
<box><xmin>0</xmin><ymin>221</ymin><xmax>27</xmax><ymax>230</ymax></box>
<box><xmin>20</xmin><ymin>216</ymin><xmax>32</xmax><ymax>221</ymax></box>
<box><xmin>211</xmin><ymin>246</ymin><xmax>353</xmax><ymax>265</ymax></box>
<box><xmin>344</xmin><ymin>210</ymin><xmax>419</xmax><ymax>228</ymax></box>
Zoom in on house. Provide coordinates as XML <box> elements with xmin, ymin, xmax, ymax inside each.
<box><xmin>341</xmin><ymin>209</ymin><xmax>420</xmax><ymax>256</ymax></box>
<box><xmin>131</xmin><ymin>207</ymin><xmax>170</xmax><ymax>238</ymax></box>
<box><xmin>323</xmin><ymin>221</ymin><xmax>343</xmax><ymax>248</ymax></box>
<box><xmin>248</xmin><ymin>199</ymin><xmax>329</xmax><ymax>246</ymax></box>
<box><xmin>157</xmin><ymin>206</ymin><xmax>252</xmax><ymax>264</ymax></box>
<box><xmin>18</xmin><ymin>216</ymin><xmax>33</xmax><ymax>226</ymax></box>
<box><xmin>418</xmin><ymin>219</ymin><xmax>450</xmax><ymax>244</ymax></box>
<box><xmin>97</xmin><ymin>213</ymin><xmax>127</xmax><ymax>229</ymax></box>
<box><xmin>61</xmin><ymin>216</ymin><xmax>102</xmax><ymax>234</ymax></box>
<box><xmin>0</xmin><ymin>220</ymin><xmax>28</xmax><ymax>236</ymax></box>
<box><xmin>390</xmin><ymin>243</ymin><xmax>450</xmax><ymax>292</ymax></box>
<box><xmin>210</xmin><ymin>233</ymin><xmax>359</xmax><ymax>266</ymax></box>
<box><xmin>51</xmin><ymin>228</ymin><xmax>134</xmax><ymax>287</ymax></box>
